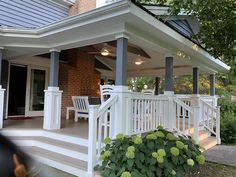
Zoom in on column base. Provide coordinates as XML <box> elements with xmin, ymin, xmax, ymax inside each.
<box><xmin>191</xmin><ymin>94</ymin><xmax>200</xmax><ymax>106</ymax></box>
<box><xmin>43</xmin><ymin>87</ymin><xmax>63</xmax><ymax>130</ymax></box>
<box><xmin>0</xmin><ymin>85</ymin><xmax>6</xmax><ymax>129</ymax></box>
<box><xmin>111</xmin><ymin>86</ymin><xmax>131</xmax><ymax>136</ymax></box>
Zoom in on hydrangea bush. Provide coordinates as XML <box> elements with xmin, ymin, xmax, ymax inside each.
<box><xmin>95</xmin><ymin>127</ymin><xmax>205</xmax><ymax>177</ymax></box>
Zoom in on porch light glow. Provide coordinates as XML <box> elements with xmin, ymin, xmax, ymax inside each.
<box><xmin>177</xmin><ymin>51</ymin><xmax>190</xmax><ymax>60</ymax></box>
<box><xmin>192</xmin><ymin>44</ymin><xmax>199</xmax><ymax>51</ymax></box>
<box><xmin>135</xmin><ymin>61</ymin><xmax>142</xmax><ymax>65</ymax></box>
<box><xmin>177</xmin><ymin>51</ymin><xmax>182</xmax><ymax>57</ymax></box>
<box><xmin>101</xmin><ymin>48</ymin><xmax>109</xmax><ymax>56</ymax></box>
<box><xmin>135</xmin><ymin>57</ymin><xmax>144</xmax><ymax>65</ymax></box>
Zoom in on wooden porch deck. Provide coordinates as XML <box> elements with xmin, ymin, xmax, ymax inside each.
<box><xmin>3</xmin><ymin>117</ymin><xmax>89</xmax><ymax>139</ymax></box>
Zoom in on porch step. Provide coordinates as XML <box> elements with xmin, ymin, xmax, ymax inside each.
<box><xmin>189</xmin><ymin>130</ymin><xmax>210</xmax><ymax>142</ymax></box>
<box><xmin>23</xmin><ymin>146</ymin><xmax>88</xmax><ymax>177</ymax></box>
<box><xmin>9</xmin><ymin>136</ymin><xmax>88</xmax><ymax>161</ymax></box>
<box><xmin>199</xmin><ymin>136</ymin><xmax>217</xmax><ymax>151</ymax></box>
<box><xmin>2</xmin><ymin>129</ymin><xmax>90</xmax><ymax>176</ymax></box>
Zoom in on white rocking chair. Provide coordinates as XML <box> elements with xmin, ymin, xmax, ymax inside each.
<box><xmin>72</xmin><ymin>96</ymin><xmax>89</xmax><ymax>122</ymax></box>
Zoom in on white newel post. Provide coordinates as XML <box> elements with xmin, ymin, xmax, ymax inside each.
<box><xmin>112</xmin><ymin>86</ymin><xmax>130</xmax><ymax>137</ymax></box>
<box><xmin>0</xmin><ymin>85</ymin><xmax>5</xmax><ymax>129</ymax></box>
<box><xmin>43</xmin><ymin>87</ymin><xmax>63</xmax><ymax>130</ymax></box>
<box><xmin>88</xmin><ymin>105</ymin><xmax>99</xmax><ymax>175</ymax></box>
<box><xmin>164</xmin><ymin>91</ymin><xmax>175</xmax><ymax>130</ymax></box>
<box><xmin>216</xmin><ymin>106</ymin><xmax>221</xmax><ymax>144</ymax></box>
<box><xmin>191</xmin><ymin>95</ymin><xmax>200</xmax><ymax>144</ymax></box>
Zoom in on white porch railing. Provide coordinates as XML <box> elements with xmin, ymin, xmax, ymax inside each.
<box><xmin>176</xmin><ymin>94</ymin><xmax>191</xmax><ymax>106</ymax></box>
<box><xmin>130</xmin><ymin>94</ymin><xmax>169</xmax><ymax>135</ymax></box>
<box><xmin>87</xmin><ymin>91</ymin><xmax>221</xmax><ymax>175</ymax></box>
<box><xmin>87</xmin><ymin>95</ymin><xmax>118</xmax><ymax>174</ymax></box>
<box><xmin>200</xmin><ymin>99</ymin><xmax>221</xmax><ymax>143</ymax></box>
<box><xmin>173</xmin><ymin>98</ymin><xmax>193</xmax><ymax>134</ymax></box>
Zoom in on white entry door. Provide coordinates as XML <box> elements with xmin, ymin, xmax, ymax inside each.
<box><xmin>25</xmin><ymin>66</ymin><xmax>49</xmax><ymax>117</ymax></box>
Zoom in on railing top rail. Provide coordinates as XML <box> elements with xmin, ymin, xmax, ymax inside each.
<box><xmin>200</xmin><ymin>98</ymin><xmax>218</xmax><ymax>111</ymax></box>
<box><xmin>175</xmin><ymin>94</ymin><xmax>192</xmax><ymax>98</ymax></box>
<box><xmin>97</xmin><ymin>95</ymin><xmax>118</xmax><ymax>118</ymax></box>
<box><xmin>130</xmin><ymin>94</ymin><xmax>169</xmax><ymax>100</ymax></box>
<box><xmin>173</xmin><ymin>98</ymin><xmax>193</xmax><ymax>114</ymax></box>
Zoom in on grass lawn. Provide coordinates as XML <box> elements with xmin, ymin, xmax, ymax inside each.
<box><xmin>187</xmin><ymin>162</ymin><xmax>236</xmax><ymax>177</ymax></box>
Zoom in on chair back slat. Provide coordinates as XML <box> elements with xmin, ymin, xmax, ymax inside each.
<box><xmin>72</xmin><ymin>96</ymin><xmax>89</xmax><ymax>113</ymax></box>
<box><xmin>100</xmin><ymin>85</ymin><xmax>114</xmax><ymax>103</ymax></box>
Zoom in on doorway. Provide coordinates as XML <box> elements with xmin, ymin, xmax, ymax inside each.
<box><xmin>25</xmin><ymin>66</ymin><xmax>48</xmax><ymax>116</ymax></box>
<box><xmin>8</xmin><ymin>65</ymin><xmax>27</xmax><ymax>116</ymax></box>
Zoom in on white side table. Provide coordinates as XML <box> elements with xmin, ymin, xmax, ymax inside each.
<box><xmin>66</xmin><ymin>107</ymin><xmax>75</xmax><ymax>120</ymax></box>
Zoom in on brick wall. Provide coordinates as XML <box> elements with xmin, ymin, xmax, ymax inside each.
<box><xmin>59</xmin><ymin>49</ymin><xmax>100</xmax><ymax>118</ymax></box>
<box><xmin>62</xmin><ymin>0</ymin><xmax>99</xmax><ymax>118</ymax></box>
<box><xmin>69</xmin><ymin>0</ymin><xmax>96</xmax><ymax>16</ymax></box>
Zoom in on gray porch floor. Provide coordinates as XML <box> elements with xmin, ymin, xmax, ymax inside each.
<box><xmin>35</xmin><ymin>163</ymin><xmax>76</xmax><ymax>177</ymax></box>
<box><xmin>3</xmin><ymin>117</ymin><xmax>89</xmax><ymax>139</ymax></box>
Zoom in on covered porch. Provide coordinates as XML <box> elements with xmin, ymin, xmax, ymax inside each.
<box><xmin>0</xmin><ymin>1</ymin><xmax>230</xmax><ymax>176</ymax></box>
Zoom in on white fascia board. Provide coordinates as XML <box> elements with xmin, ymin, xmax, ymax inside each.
<box><xmin>129</xmin><ymin>3</ymin><xmax>230</xmax><ymax>73</ymax></box>
<box><xmin>0</xmin><ymin>0</ymin><xmax>131</xmax><ymax>37</ymax></box>
<box><xmin>35</xmin><ymin>1</ymin><xmax>131</xmax><ymax>37</ymax></box>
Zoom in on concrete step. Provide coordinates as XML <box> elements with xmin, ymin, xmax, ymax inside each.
<box><xmin>23</xmin><ymin>146</ymin><xmax>88</xmax><ymax>177</ymax></box>
<box><xmin>9</xmin><ymin>136</ymin><xmax>88</xmax><ymax>161</ymax></box>
<box><xmin>199</xmin><ymin>136</ymin><xmax>217</xmax><ymax>150</ymax></box>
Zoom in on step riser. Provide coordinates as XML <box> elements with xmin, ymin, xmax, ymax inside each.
<box><xmin>13</xmin><ymin>140</ymin><xmax>88</xmax><ymax>162</ymax></box>
<box><xmin>202</xmin><ymin>139</ymin><xmax>217</xmax><ymax>150</ymax></box>
<box><xmin>199</xmin><ymin>133</ymin><xmax>210</xmax><ymax>142</ymax></box>
<box><xmin>2</xmin><ymin>130</ymin><xmax>88</xmax><ymax>147</ymax></box>
<box><xmin>31</xmin><ymin>155</ymin><xmax>90</xmax><ymax>177</ymax></box>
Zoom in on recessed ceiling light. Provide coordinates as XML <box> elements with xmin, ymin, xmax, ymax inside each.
<box><xmin>101</xmin><ymin>48</ymin><xmax>109</xmax><ymax>56</ymax></box>
<box><xmin>135</xmin><ymin>58</ymin><xmax>144</xmax><ymax>65</ymax></box>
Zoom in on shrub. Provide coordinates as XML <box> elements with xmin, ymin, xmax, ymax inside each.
<box><xmin>95</xmin><ymin>128</ymin><xmax>205</xmax><ymax>177</ymax></box>
<box><xmin>220</xmin><ymin>112</ymin><xmax>236</xmax><ymax>144</ymax></box>
<box><xmin>219</xmin><ymin>98</ymin><xmax>236</xmax><ymax>144</ymax></box>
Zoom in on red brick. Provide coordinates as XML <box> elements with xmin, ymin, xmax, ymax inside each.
<box><xmin>69</xmin><ymin>0</ymin><xmax>96</xmax><ymax>16</ymax></box>
<box><xmin>59</xmin><ymin>49</ymin><xmax>100</xmax><ymax>118</ymax></box>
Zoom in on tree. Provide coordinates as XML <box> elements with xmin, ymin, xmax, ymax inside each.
<box><xmin>136</xmin><ymin>0</ymin><xmax>235</xmax><ymax>65</ymax></box>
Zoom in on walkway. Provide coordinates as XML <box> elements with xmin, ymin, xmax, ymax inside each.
<box><xmin>204</xmin><ymin>145</ymin><xmax>236</xmax><ymax>167</ymax></box>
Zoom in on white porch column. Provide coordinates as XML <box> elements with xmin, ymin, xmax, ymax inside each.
<box><xmin>112</xmin><ymin>35</ymin><xmax>130</xmax><ymax>136</ymax></box>
<box><xmin>0</xmin><ymin>48</ymin><xmax>5</xmax><ymax>129</ymax></box>
<box><xmin>43</xmin><ymin>49</ymin><xmax>62</xmax><ymax>130</ymax></box>
<box><xmin>191</xmin><ymin>95</ymin><xmax>200</xmax><ymax>144</ymax></box>
<box><xmin>164</xmin><ymin>55</ymin><xmax>175</xmax><ymax>130</ymax></box>
<box><xmin>112</xmin><ymin>86</ymin><xmax>131</xmax><ymax>137</ymax></box>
